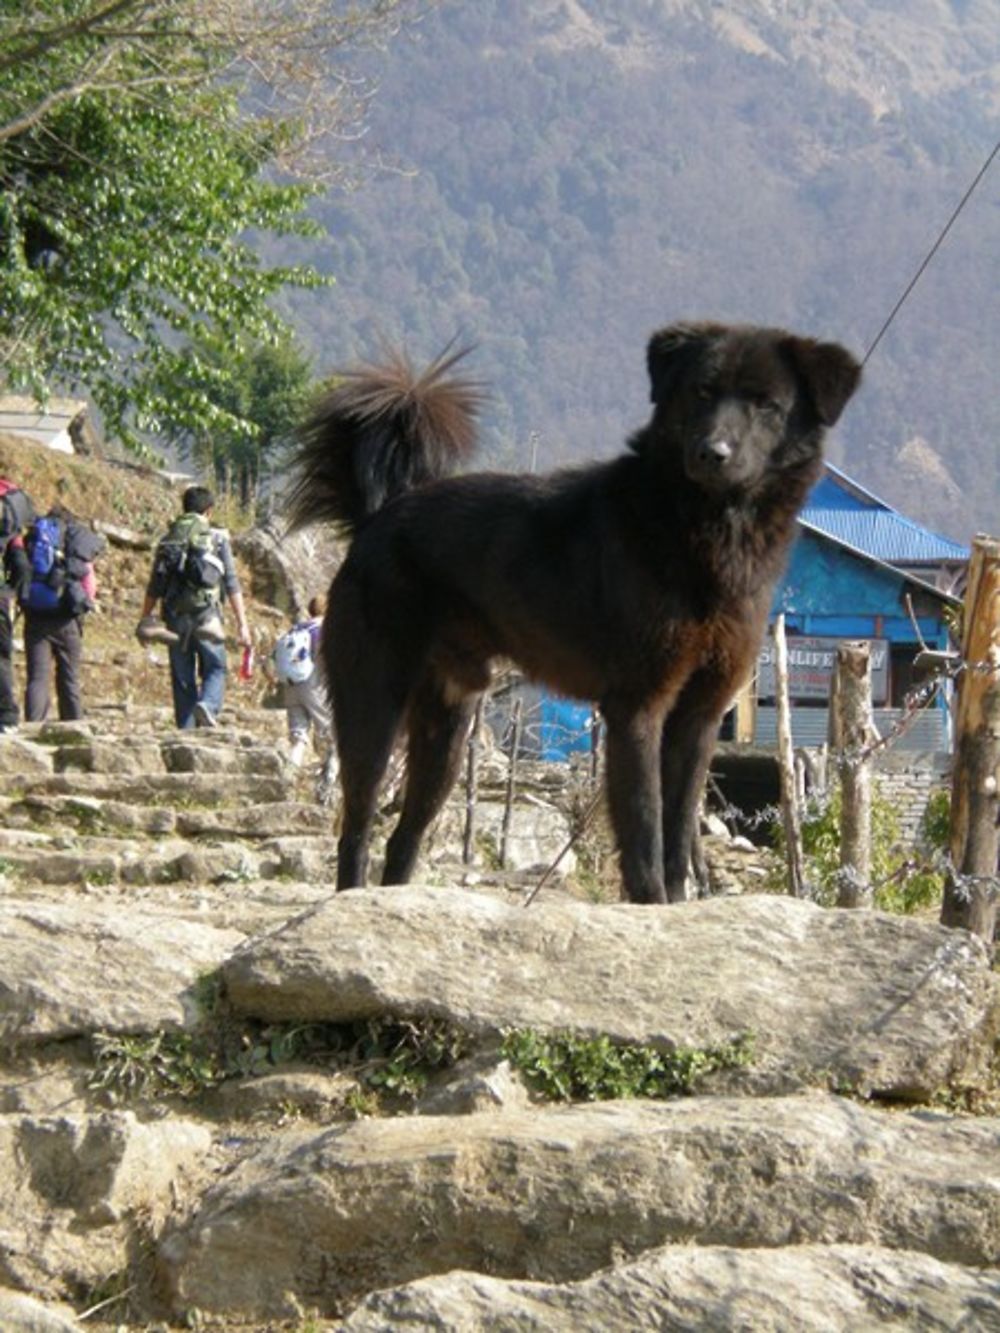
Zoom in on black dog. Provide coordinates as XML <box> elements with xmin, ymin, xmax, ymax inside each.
<box><xmin>288</xmin><ymin>323</ymin><xmax>861</xmax><ymax>903</ymax></box>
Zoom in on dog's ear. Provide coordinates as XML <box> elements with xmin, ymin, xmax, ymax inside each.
<box><xmin>783</xmin><ymin>337</ymin><xmax>862</xmax><ymax>426</ymax></box>
<box><xmin>646</xmin><ymin>322</ymin><xmax>725</xmax><ymax>405</ymax></box>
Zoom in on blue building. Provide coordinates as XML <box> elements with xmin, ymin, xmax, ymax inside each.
<box><xmin>753</xmin><ymin>464</ymin><xmax>968</xmax><ymax>751</ymax></box>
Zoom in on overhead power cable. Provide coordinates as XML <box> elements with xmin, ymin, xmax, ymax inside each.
<box><xmin>863</xmin><ymin>135</ymin><xmax>1000</xmax><ymax>367</ymax></box>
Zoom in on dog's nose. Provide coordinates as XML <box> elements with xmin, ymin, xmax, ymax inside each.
<box><xmin>700</xmin><ymin>438</ymin><xmax>732</xmax><ymax>465</ymax></box>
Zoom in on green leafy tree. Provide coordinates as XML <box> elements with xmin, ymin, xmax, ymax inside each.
<box><xmin>183</xmin><ymin>332</ymin><xmax>317</xmax><ymax>509</ymax></box>
<box><xmin>0</xmin><ymin>0</ymin><xmax>417</xmax><ymax>449</ymax></box>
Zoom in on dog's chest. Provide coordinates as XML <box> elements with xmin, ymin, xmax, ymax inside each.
<box><xmin>653</xmin><ymin>593</ymin><xmax>768</xmax><ymax>689</ymax></box>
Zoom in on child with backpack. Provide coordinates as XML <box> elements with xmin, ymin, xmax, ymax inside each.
<box><xmin>20</xmin><ymin>504</ymin><xmax>106</xmax><ymax>722</ymax></box>
<box><xmin>270</xmin><ymin>594</ymin><xmax>333</xmax><ymax>769</ymax></box>
<box><xmin>139</xmin><ymin>485</ymin><xmax>252</xmax><ymax>729</ymax></box>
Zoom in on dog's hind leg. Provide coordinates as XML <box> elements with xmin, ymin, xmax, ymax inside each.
<box><xmin>333</xmin><ymin>670</ymin><xmax>409</xmax><ymax>889</ymax></box>
<box><xmin>336</xmin><ymin>728</ymin><xmax>398</xmax><ymax>890</ymax></box>
<box><xmin>382</xmin><ymin>675</ymin><xmax>479</xmax><ymax>885</ymax></box>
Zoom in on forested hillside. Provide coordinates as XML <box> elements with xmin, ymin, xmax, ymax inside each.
<box><xmin>267</xmin><ymin>0</ymin><xmax>1000</xmax><ymax>541</ymax></box>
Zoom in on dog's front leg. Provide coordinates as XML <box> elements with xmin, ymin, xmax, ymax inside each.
<box><xmin>660</xmin><ymin>700</ymin><xmax>726</xmax><ymax>903</ymax></box>
<box><xmin>602</xmin><ymin>700</ymin><xmax>668</xmax><ymax>905</ymax></box>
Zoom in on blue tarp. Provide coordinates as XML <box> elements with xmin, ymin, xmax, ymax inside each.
<box><xmin>539</xmin><ymin>695</ymin><xmax>594</xmax><ymax>761</ymax></box>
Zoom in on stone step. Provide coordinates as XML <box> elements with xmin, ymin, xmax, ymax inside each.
<box><xmin>159</xmin><ymin>1093</ymin><xmax>1000</xmax><ymax>1323</ymax></box>
<box><xmin>0</xmin><ymin>732</ymin><xmax>293</xmax><ymax>789</ymax></box>
<box><xmin>223</xmin><ymin>887</ymin><xmax>999</xmax><ymax>1101</ymax></box>
<box><xmin>0</xmin><ymin>893</ymin><xmax>328</xmax><ymax>1042</ymax></box>
<box><xmin>26</xmin><ymin>705</ymin><xmax>289</xmax><ymax>741</ymax></box>
<box><xmin>8</xmin><ymin>770</ymin><xmax>293</xmax><ymax>806</ymax></box>
<box><xmin>0</xmin><ymin>899</ymin><xmax>246</xmax><ymax>1040</ymax></box>
<box><xmin>340</xmin><ymin>1244</ymin><xmax>1000</xmax><ymax>1331</ymax></box>
<box><xmin>0</xmin><ymin>1107</ymin><xmax>214</xmax><ymax>1308</ymax></box>
<box><xmin>0</xmin><ymin>794</ymin><xmax>331</xmax><ymax>840</ymax></box>
<box><xmin>0</xmin><ymin>830</ymin><xmax>338</xmax><ymax>888</ymax></box>
<box><xmin>40</xmin><ymin>735</ymin><xmax>287</xmax><ymax>779</ymax></box>
<box><xmin>0</xmin><ymin>883</ymin><xmax>331</xmax><ymax>979</ymax></box>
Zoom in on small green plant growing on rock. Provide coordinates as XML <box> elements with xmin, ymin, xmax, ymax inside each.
<box><xmin>89</xmin><ymin>1031</ymin><xmax>223</xmax><ymax>1101</ymax></box>
<box><xmin>345</xmin><ymin>1084</ymin><xmax>381</xmax><ymax>1119</ymax></box>
<box><xmin>82</xmin><ymin>864</ymin><xmax>117</xmax><ymax>888</ymax></box>
<box><xmin>354</xmin><ymin>1017</ymin><xmax>472</xmax><ymax>1102</ymax></box>
<box><xmin>87</xmin><ymin>1012</ymin><xmax>474</xmax><ymax>1108</ymax></box>
<box><xmin>501</xmin><ymin>1029</ymin><xmax>754</xmax><ymax>1102</ymax></box>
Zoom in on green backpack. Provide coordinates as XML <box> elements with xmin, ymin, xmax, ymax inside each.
<box><xmin>153</xmin><ymin>512</ymin><xmax>225</xmax><ymax>617</ymax></box>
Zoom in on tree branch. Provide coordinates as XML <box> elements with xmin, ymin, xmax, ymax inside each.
<box><xmin>0</xmin><ymin>0</ymin><xmax>149</xmax><ymax>75</ymax></box>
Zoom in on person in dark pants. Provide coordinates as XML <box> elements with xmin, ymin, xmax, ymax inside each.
<box><xmin>0</xmin><ymin>593</ymin><xmax>21</xmax><ymax>732</ymax></box>
<box><xmin>140</xmin><ymin>485</ymin><xmax>251</xmax><ymax>729</ymax></box>
<box><xmin>21</xmin><ymin>506</ymin><xmax>103</xmax><ymax>722</ymax></box>
<box><xmin>24</xmin><ymin>612</ymin><xmax>84</xmax><ymax>721</ymax></box>
<box><xmin>0</xmin><ymin>532</ymin><xmax>30</xmax><ymax>733</ymax></box>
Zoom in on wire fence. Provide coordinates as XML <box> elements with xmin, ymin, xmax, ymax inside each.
<box><xmin>457</xmin><ymin>657</ymin><xmax>997</xmax><ymax>913</ymax></box>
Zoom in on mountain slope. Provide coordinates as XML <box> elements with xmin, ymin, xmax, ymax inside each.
<box><xmin>272</xmin><ymin>0</ymin><xmax>1000</xmax><ymax>541</ymax></box>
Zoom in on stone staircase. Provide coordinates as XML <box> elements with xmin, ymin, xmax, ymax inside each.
<box><xmin>0</xmin><ymin>705</ymin><xmax>998</xmax><ymax>1331</ymax></box>
<box><xmin>0</xmin><ymin>708</ymin><xmax>340</xmax><ymax>933</ymax></box>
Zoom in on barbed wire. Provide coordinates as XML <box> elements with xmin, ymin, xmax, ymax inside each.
<box><xmin>838</xmin><ymin>647</ymin><xmax>998</xmax><ymax>769</ymax></box>
<box><xmin>474</xmin><ymin>643</ymin><xmax>999</xmax><ymax>909</ymax></box>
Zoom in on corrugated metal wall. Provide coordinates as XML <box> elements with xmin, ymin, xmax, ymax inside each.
<box><xmin>755</xmin><ymin>706</ymin><xmax>947</xmax><ymax>751</ymax></box>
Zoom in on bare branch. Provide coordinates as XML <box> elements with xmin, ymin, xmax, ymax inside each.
<box><xmin>0</xmin><ymin>0</ymin><xmax>425</xmax><ymax>171</ymax></box>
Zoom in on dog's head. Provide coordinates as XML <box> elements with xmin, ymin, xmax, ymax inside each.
<box><xmin>644</xmin><ymin>322</ymin><xmax>862</xmax><ymax>494</ymax></box>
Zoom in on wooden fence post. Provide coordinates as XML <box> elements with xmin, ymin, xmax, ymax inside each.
<box><xmin>499</xmin><ymin>697</ymin><xmax>523</xmax><ymax>869</ymax></box>
<box><xmin>941</xmin><ymin>535</ymin><xmax>1000</xmax><ymax>941</ymax></box>
<box><xmin>462</xmin><ymin>697</ymin><xmax>486</xmax><ymax>867</ymax></box>
<box><xmin>773</xmin><ymin>615</ymin><xmax>805</xmax><ymax>897</ymax></box>
<box><xmin>833</xmin><ymin>641</ymin><xmax>873</xmax><ymax>908</ymax></box>
<box><xmin>589</xmin><ymin>707</ymin><xmax>602</xmax><ymax>788</ymax></box>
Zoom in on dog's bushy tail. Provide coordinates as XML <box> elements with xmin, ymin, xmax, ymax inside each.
<box><xmin>286</xmin><ymin>345</ymin><xmax>485</xmax><ymax>537</ymax></box>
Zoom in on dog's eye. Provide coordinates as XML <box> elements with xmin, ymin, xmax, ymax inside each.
<box><xmin>752</xmin><ymin>393</ymin><xmax>783</xmax><ymax>414</ymax></box>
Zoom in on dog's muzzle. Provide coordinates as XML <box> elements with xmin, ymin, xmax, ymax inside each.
<box><xmin>697</xmin><ymin>438</ymin><xmax>732</xmax><ymax>467</ymax></box>
<box><xmin>686</xmin><ymin>436</ymin><xmax>738</xmax><ymax>490</ymax></box>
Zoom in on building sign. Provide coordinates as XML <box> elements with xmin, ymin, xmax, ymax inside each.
<box><xmin>757</xmin><ymin>636</ymin><xmax>889</xmax><ymax>705</ymax></box>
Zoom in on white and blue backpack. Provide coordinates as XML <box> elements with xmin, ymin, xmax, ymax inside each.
<box><xmin>273</xmin><ymin>622</ymin><xmax>315</xmax><ymax>684</ymax></box>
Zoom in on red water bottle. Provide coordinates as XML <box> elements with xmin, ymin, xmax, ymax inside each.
<box><xmin>239</xmin><ymin>645</ymin><xmax>255</xmax><ymax>681</ymax></box>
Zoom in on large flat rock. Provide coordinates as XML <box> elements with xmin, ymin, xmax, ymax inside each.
<box><xmin>341</xmin><ymin>1243</ymin><xmax>1000</xmax><ymax>1330</ymax></box>
<box><xmin>223</xmin><ymin>888</ymin><xmax>999</xmax><ymax>1098</ymax></box>
<box><xmin>0</xmin><ymin>901</ymin><xmax>245</xmax><ymax>1040</ymax></box>
<box><xmin>160</xmin><ymin>1093</ymin><xmax>1000</xmax><ymax>1321</ymax></box>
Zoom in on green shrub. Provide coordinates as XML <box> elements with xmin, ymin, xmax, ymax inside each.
<box><xmin>768</xmin><ymin>781</ymin><xmax>947</xmax><ymax>914</ymax></box>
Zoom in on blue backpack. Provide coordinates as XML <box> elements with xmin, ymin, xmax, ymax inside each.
<box><xmin>21</xmin><ymin>514</ymin><xmax>104</xmax><ymax>615</ymax></box>
<box><xmin>24</xmin><ymin>515</ymin><xmax>65</xmax><ymax>612</ymax></box>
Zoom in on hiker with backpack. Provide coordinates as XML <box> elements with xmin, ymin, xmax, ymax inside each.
<box><xmin>269</xmin><ymin>594</ymin><xmax>333</xmax><ymax>769</ymax></box>
<box><xmin>138</xmin><ymin>485</ymin><xmax>251</xmax><ymax>729</ymax></box>
<box><xmin>20</xmin><ymin>504</ymin><xmax>106</xmax><ymax>722</ymax></box>
<box><xmin>0</xmin><ymin>479</ymin><xmax>35</xmax><ymax>733</ymax></box>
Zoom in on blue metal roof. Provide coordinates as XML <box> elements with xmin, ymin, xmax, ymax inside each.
<box><xmin>801</xmin><ymin>466</ymin><xmax>969</xmax><ymax>565</ymax></box>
